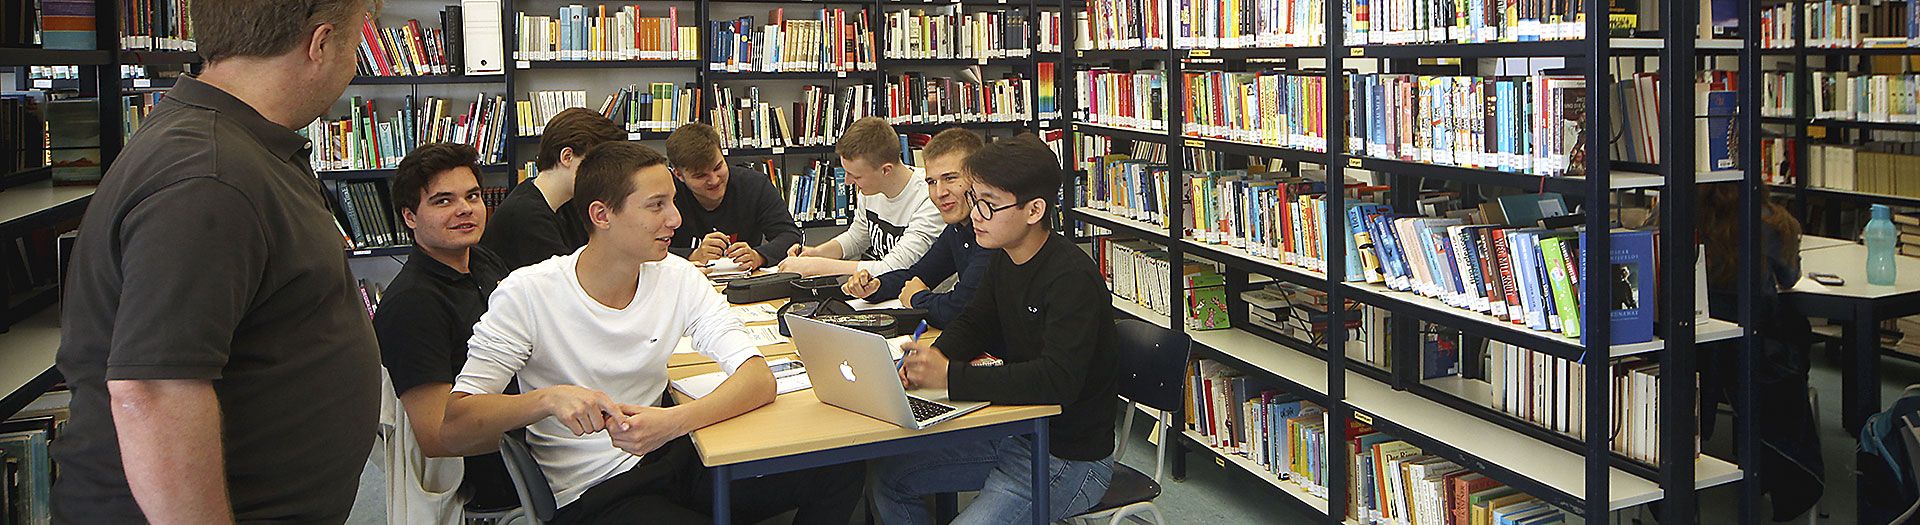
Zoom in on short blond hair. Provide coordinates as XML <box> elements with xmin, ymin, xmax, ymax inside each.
<box><xmin>922</xmin><ymin>128</ymin><xmax>984</xmax><ymax>164</ymax></box>
<box><xmin>835</xmin><ymin>117</ymin><xmax>901</xmax><ymax>167</ymax></box>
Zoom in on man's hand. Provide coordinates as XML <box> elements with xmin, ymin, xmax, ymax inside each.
<box><xmin>843</xmin><ymin>270</ymin><xmax>881</xmax><ymax>298</ymax></box>
<box><xmin>787</xmin><ymin>244</ymin><xmax>811</xmax><ymax>259</ymax></box>
<box><xmin>780</xmin><ymin>255</ymin><xmax>836</xmax><ymax>277</ymax></box>
<box><xmin>534</xmin><ymin>385</ymin><xmax>623</xmax><ymax>436</ymax></box>
<box><xmin>898</xmin><ymin>340</ymin><xmax>950</xmax><ymax>390</ymax></box>
<box><xmin>606</xmin><ymin>404</ymin><xmax>689</xmax><ymax>456</ymax></box>
<box><xmin>691</xmin><ymin>232</ymin><xmax>729</xmax><ymax>264</ymax></box>
<box><xmin>727</xmin><ymin>242</ymin><xmax>765</xmax><ymax>270</ymax></box>
<box><xmin>898</xmin><ymin>277</ymin><xmax>930</xmax><ymax>307</ymax></box>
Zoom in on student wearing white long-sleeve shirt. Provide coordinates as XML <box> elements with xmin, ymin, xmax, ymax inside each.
<box><xmin>441</xmin><ymin>142</ymin><xmax>863</xmax><ymax>525</ymax></box>
<box><xmin>782</xmin><ymin>117</ymin><xmax>944</xmax><ymax>276</ymax></box>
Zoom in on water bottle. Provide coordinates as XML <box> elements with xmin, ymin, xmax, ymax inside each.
<box><xmin>1867</xmin><ymin>204</ymin><xmax>1898</xmax><ymax>286</ymax></box>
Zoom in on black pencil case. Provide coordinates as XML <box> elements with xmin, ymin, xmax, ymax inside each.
<box><xmin>725</xmin><ymin>272</ymin><xmax>802</xmax><ymax>304</ymax></box>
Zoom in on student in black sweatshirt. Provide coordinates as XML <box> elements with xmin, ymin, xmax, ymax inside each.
<box><xmin>875</xmin><ymin>135</ymin><xmax>1119</xmax><ymax>525</ymax></box>
<box><xmin>663</xmin><ymin>123</ymin><xmax>802</xmax><ymax>269</ymax></box>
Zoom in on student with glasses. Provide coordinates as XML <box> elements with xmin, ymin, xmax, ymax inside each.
<box><xmin>874</xmin><ymin>135</ymin><xmax>1120</xmax><ymax>524</ymax></box>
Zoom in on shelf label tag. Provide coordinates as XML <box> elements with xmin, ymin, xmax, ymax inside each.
<box><xmin>1188</xmin><ymin>49</ymin><xmax>1212</xmax><ymax>57</ymax></box>
<box><xmin>771</xmin><ymin>147</ymin><xmax>787</xmax><ymax>154</ymax></box>
<box><xmin>629</xmin><ymin>132</ymin><xmax>646</xmax><ymax>140</ymax></box>
<box><xmin>516</xmin><ymin>60</ymin><xmax>531</xmax><ymax>69</ymax></box>
<box><xmin>1355</xmin><ymin>412</ymin><xmax>1375</xmax><ymax>425</ymax></box>
<box><xmin>1347</xmin><ymin>157</ymin><xmax>1363</xmax><ymax>168</ymax></box>
<box><xmin>837</xmin><ymin>71</ymin><xmax>848</xmax><ymax>78</ymax></box>
<box><xmin>32</xmin><ymin>79</ymin><xmax>51</xmax><ymax>89</ymax></box>
<box><xmin>133</xmin><ymin>79</ymin><xmax>152</xmax><ymax>88</ymax></box>
<box><xmin>1349</xmin><ymin>48</ymin><xmax>1364</xmax><ymax>57</ymax></box>
<box><xmin>1183</xmin><ymin>139</ymin><xmax>1205</xmax><ymax>148</ymax></box>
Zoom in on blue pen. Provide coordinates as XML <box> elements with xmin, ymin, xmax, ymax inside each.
<box><xmin>899</xmin><ymin>320</ymin><xmax>929</xmax><ymax>370</ymax></box>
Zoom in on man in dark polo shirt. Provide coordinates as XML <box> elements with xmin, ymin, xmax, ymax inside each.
<box><xmin>481</xmin><ymin>107</ymin><xmax>626</xmax><ymax>270</ymax></box>
<box><xmin>373</xmin><ymin>143</ymin><xmax>517</xmax><ymax>511</ymax></box>
<box><xmin>51</xmin><ymin>0</ymin><xmax>379</xmax><ymax>523</ymax></box>
<box><xmin>663</xmin><ymin>122</ymin><xmax>801</xmax><ymax>270</ymax></box>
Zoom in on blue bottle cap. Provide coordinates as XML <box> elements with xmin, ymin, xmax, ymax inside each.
<box><xmin>1875</xmin><ymin>204</ymin><xmax>1893</xmax><ymax>221</ymax></box>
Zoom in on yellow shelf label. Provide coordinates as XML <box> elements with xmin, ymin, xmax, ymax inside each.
<box><xmin>1347</xmin><ymin>158</ymin><xmax>1363</xmax><ymax>168</ymax></box>
<box><xmin>1349</xmin><ymin>48</ymin><xmax>1364</xmax><ymax>57</ymax></box>
<box><xmin>1183</xmin><ymin>139</ymin><xmax>1206</xmax><ymax>148</ymax></box>
<box><xmin>1189</xmin><ymin>49</ymin><xmax>1212</xmax><ymax>57</ymax></box>
<box><xmin>1355</xmin><ymin>412</ymin><xmax>1375</xmax><ymax>425</ymax></box>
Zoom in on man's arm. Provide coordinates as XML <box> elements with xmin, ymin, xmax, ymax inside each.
<box><xmin>912</xmin><ymin>247</ymin><xmax>993</xmax><ymax>328</ymax></box>
<box><xmin>109</xmin><ymin>379</ymin><xmax>233</xmax><ymax>525</ymax></box>
<box><xmin>443</xmin><ymin>279</ymin><xmax>622</xmax><ymax>441</ymax></box>
<box><xmin>100</xmin><ymin>180</ymin><xmax>269</xmax><ymax>524</ymax></box>
<box><xmin>871</xmin><ymin>225</ymin><xmax>958</xmax><ymax>302</ymax></box>
<box><xmin>397</xmin><ymin>384</ymin><xmax>498</xmax><ymax>457</ymax></box>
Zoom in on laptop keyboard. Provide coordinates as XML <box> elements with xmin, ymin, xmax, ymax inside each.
<box><xmin>907</xmin><ymin>396</ymin><xmax>957</xmax><ymax>422</ymax></box>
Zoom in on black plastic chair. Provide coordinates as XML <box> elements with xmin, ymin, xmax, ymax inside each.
<box><xmin>1069</xmin><ymin>318</ymin><xmax>1192</xmax><ymax>525</ymax></box>
<box><xmin>499</xmin><ymin>429</ymin><xmax>558</xmax><ymax>525</ymax></box>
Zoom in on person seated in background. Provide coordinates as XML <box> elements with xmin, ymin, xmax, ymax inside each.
<box><xmin>372</xmin><ymin>143</ymin><xmax>517</xmax><ymax>511</ymax></box>
<box><xmin>663</xmin><ymin>122</ymin><xmax>802</xmax><ymax>271</ymax></box>
<box><xmin>842</xmin><ymin>128</ymin><xmax>990</xmax><ymax>327</ymax></box>
<box><xmin>481</xmin><ymin>108</ymin><xmax>626</xmax><ymax>271</ymax></box>
<box><xmin>876</xmin><ymin>135</ymin><xmax>1120</xmax><ymax>524</ymax></box>
<box><xmin>440</xmin><ymin>142</ymin><xmax>863</xmax><ymax>525</ymax></box>
<box><xmin>781</xmin><ymin>116</ymin><xmax>943</xmax><ymax>277</ymax></box>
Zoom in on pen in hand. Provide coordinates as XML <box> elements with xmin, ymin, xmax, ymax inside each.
<box><xmin>898</xmin><ymin>320</ymin><xmax>928</xmax><ymax>371</ymax></box>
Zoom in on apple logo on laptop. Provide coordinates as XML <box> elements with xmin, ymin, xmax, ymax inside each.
<box><xmin>839</xmin><ymin>361</ymin><xmax>857</xmax><ymax>383</ymax></box>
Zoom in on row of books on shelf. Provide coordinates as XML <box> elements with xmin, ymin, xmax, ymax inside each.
<box><xmin>305</xmin><ymin>95</ymin><xmax>512</xmax><ymax>172</ymax></box>
<box><xmin>517</xmin><ymin>86</ymin><xmax>697</xmax><ymax>137</ymax></box>
<box><xmin>1801</xmin><ymin>141</ymin><xmax>1920</xmax><ymax>198</ymax></box>
<box><xmin>121</xmin><ymin>91</ymin><xmax>161</xmax><ymax>139</ymax></box>
<box><xmin>1761</xmin><ymin>0</ymin><xmax>1920</xmax><ymax>49</ymax></box>
<box><xmin>1081</xmin><ymin>154</ymin><xmax>1668</xmax><ymax>344</ymax></box>
<box><xmin>881</xmin><ymin>7</ymin><xmax>1036</xmax><ymax>60</ymax></box>
<box><xmin>1185</xmin><ymin>361</ymin><xmax>1569</xmax><ymax>525</ymax></box>
<box><xmin>1758</xmin><ymin>137</ymin><xmax>1796</xmax><ymax>186</ymax></box>
<box><xmin>880</xmin><ymin>72</ymin><xmax>1038</xmax><ymax>125</ymax></box>
<box><xmin>1242</xmin><ymin>281</ymin><xmax>1405</xmax><ymax>371</ymax></box>
<box><xmin>1183</xmin><ymin>70</ymin><xmax>1330</xmax><ymax>153</ymax></box>
<box><xmin>119</xmin><ymin>0</ymin><xmax>192</xmax><ymax>51</ymax></box>
<box><xmin>1080</xmin><ymin>0</ymin><xmax>1599</xmax><ymax>52</ymax></box>
<box><xmin>1779</xmin><ymin>71</ymin><xmax>1920</xmax><ymax>123</ymax></box>
<box><xmin>776</xmin><ymin>159</ymin><xmax>854</xmax><ymax>223</ymax></box>
<box><xmin>1037</xmin><ymin>11</ymin><xmax>1066</xmax><ymax>53</ymax></box>
<box><xmin>2</xmin><ymin>391</ymin><xmax>69</xmax><ymax>525</ymax></box>
<box><xmin>513</xmin><ymin>5</ymin><xmax>698</xmax><ymax>62</ymax></box>
<box><xmin>1076</xmin><ymin>69</ymin><xmax>1167</xmax><ymax>132</ymax></box>
<box><xmin>332</xmin><ymin>179</ymin><xmax>415</xmax><ymax>251</ymax></box>
<box><xmin>708</xmin><ymin>9</ymin><xmax>878</xmax><ymax>73</ymax></box>
<box><xmin>1479</xmin><ymin>341</ymin><xmax>1687</xmax><ymax>465</ymax></box>
<box><xmin>357</xmin><ymin>8</ymin><xmax>466</xmax><ymax>77</ymax></box>
<box><xmin>710</xmin><ymin>84</ymin><xmax>875</xmax><ymax>150</ymax></box>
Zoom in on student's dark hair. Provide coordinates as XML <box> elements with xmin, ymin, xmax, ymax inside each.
<box><xmin>391</xmin><ymin>142</ymin><xmax>482</xmax><ymax>214</ymax></box>
<box><xmin>194</xmin><ymin>0</ymin><xmax>378</xmax><ymax>64</ymax></box>
<box><xmin>1696</xmin><ymin>182</ymin><xmax>1802</xmax><ymax>287</ymax></box>
<box><xmin>664</xmin><ymin>122</ymin><xmax>725</xmax><ymax>170</ymax></box>
<box><xmin>575</xmin><ymin>141</ymin><xmax>670</xmax><ymax>231</ymax></box>
<box><xmin>537</xmin><ymin>108</ymin><xmax>627</xmax><ymax>171</ymax></box>
<box><xmin>964</xmin><ymin>134</ymin><xmax>1062</xmax><ymax>219</ymax></box>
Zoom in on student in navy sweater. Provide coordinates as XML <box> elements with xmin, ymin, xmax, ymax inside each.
<box><xmin>841</xmin><ymin>128</ymin><xmax>990</xmax><ymax>327</ymax></box>
<box><xmin>876</xmin><ymin>135</ymin><xmax>1120</xmax><ymax>524</ymax></box>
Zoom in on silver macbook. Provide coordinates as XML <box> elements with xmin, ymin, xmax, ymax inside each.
<box><xmin>785</xmin><ymin>315</ymin><xmax>986</xmax><ymax>429</ymax></box>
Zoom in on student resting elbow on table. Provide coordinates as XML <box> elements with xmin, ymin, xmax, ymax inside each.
<box><xmin>438</xmin><ymin>142</ymin><xmax>863</xmax><ymax>525</ymax></box>
<box><xmin>781</xmin><ymin>117</ymin><xmax>944</xmax><ymax>277</ymax></box>
<box><xmin>841</xmin><ymin>128</ymin><xmax>992</xmax><ymax>328</ymax></box>
<box><xmin>878</xmin><ymin>135</ymin><xmax>1121</xmax><ymax>524</ymax></box>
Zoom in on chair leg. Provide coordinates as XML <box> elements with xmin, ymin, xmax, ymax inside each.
<box><xmin>1117</xmin><ymin>402</ymin><xmax>1138</xmax><ymax>463</ymax></box>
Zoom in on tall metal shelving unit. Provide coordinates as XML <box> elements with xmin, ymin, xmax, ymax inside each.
<box><xmin>1061</xmin><ymin>0</ymin><xmax>1764</xmax><ymax>521</ymax></box>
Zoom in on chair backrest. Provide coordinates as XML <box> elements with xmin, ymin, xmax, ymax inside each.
<box><xmin>499</xmin><ymin>430</ymin><xmax>558</xmax><ymax>523</ymax></box>
<box><xmin>1113</xmin><ymin>319</ymin><xmax>1192</xmax><ymax>413</ymax></box>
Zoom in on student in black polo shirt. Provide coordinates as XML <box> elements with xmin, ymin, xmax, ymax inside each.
<box><xmin>663</xmin><ymin>122</ymin><xmax>802</xmax><ymax>270</ymax></box>
<box><xmin>481</xmin><ymin>108</ymin><xmax>626</xmax><ymax>270</ymax></box>
<box><xmin>373</xmin><ymin>143</ymin><xmax>517</xmax><ymax>511</ymax></box>
<box><xmin>877</xmin><ymin>135</ymin><xmax>1120</xmax><ymax>525</ymax></box>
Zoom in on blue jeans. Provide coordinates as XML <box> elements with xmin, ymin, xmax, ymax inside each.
<box><xmin>869</xmin><ymin>435</ymin><xmax>1114</xmax><ymax>525</ymax></box>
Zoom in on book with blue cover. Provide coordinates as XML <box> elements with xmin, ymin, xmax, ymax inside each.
<box><xmin>1581</xmin><ymin>229</ymin><xmax>1656</xmax><ymax>345</ymax></box>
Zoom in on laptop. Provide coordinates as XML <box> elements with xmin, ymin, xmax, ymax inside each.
<box><xmin>785</xmin><ymin>315</ymin><xmax>987</xmax><ymax>429</ymax></box>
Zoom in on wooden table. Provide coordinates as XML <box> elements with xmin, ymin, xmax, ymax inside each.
<box><xmin>669</xmin><ymin>302</ymin><xmax>1060</xmax><ymax>525</ymax></box>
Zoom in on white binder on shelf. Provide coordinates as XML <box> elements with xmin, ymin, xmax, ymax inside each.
<box><xmin>462</xmin><ymin>0</ymin><xmax>505</xmax><ymax>75</ymax></box>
